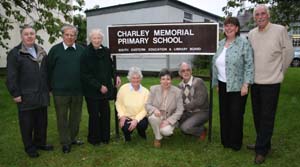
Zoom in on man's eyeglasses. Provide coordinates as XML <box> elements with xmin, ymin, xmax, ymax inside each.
<box><xmin>180</xmin><ymin>69</ymin><xmax>191</xmax><ymax>73</ymax></box>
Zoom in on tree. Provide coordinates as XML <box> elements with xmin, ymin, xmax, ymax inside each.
<box><xmin>73</xmin><ymin>14</ymin><xmax>87</xmax><ymax>46</ymax></box>
<box><xmin>0</xmin><ymin>0</ymin><xmax>85</xmax><ymax>50</ymax></box>
<box><xmin>223</xmin><ymin>0</ymin><xmax>300</xmax><ymax>26</ymax></box>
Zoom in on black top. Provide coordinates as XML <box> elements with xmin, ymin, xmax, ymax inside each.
<box><xmin>80</xmin><ymin>44</ymin><xmax>116</xmax><ymax>99</ymax></box>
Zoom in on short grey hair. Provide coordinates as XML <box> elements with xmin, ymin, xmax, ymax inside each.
<box><xmin>127</xmin><ymin>66</ymin><xmax>143</xmax><ymax>80</ymax></box>
<box><xmin>88</xmin><ymin>28</ymin><xmax>104</xmax><ymax>42</ymax></box>
<box><xmin>253</xmin><ymin>4</ymin><xmax>270</xmax><ymax>18</ymax></box>
<box><xmin>20</xmin><ymin>24</ymin><xmax>35</xmax><ymax>34</ymax></box>
<box><xmin>61</xmin><ymin>24</ymin><xmax>78</xmax><ymax>36</ymax></box>
<box><xmin>178</xmin><ymin>62</ymin><xmax>192</xmax><ymax>75</ymax></box>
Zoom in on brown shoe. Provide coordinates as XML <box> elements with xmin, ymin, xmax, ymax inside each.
<box><xmin>199</xmin><ymin>128</ymin><xmax>207</xmax><ymax>141</ymax></box>
<box><xmin>246</xmin><ymin>144</ymin><xmax>255</xmax><ymax>150</ymax></box>
<box><xmin>154</xmin><ymin>139</ymin><xmax>161</xmax><ymax>148</ymax></box>
<box><xmin>254</xmin><ymin>154</ymin><xmax>265</xmax><ymax>164</ymax></box>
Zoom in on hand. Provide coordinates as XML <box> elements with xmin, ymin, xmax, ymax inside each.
<box><xmin>241</xmin><ymin>87</ymin><xmax>248</xmax><ymax>96</ymax></box>
<box><xmin>154</xmin><ymin>109</ymin><xmax>161</xmax><ymax>117</ymax></box>
<box><xmin>216</xmin><ymin>86</ymin><xmax>219</xmax><ymax>93</ymax></box>
<box><xmin>128</xmin><ymin>119</ymin><xmax>138</xmax><ymax>131</ymax></box>
<box><xmin>100</xmin><ymin>85</ymin><xmax>108</xmax><ymax>94</ymax></box>
<box><xmin>13</xmin><ymin>96</ymin><xmax>22</xmax><ymax>103</ymax></box>
<box><xmin>241</xmin><ymin>84</ymin><xmax>249</xmax><ymax>96</ymax></box>
<box><xmin>115</xmin><ymin>76</ymin><xmax>121</xmax><ymax>87</ymax></box>
<box><xmin>160</xmin><ymin>120</ymin><xmax>169</xmax><ymax>128</ymax></box>
<box><xmin>119</xmin><ymin>116</ymin><xmax>126</xmax><ymax>128</ymax></box>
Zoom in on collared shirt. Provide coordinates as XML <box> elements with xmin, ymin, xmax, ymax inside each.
<box><xmin>129</xmin><ymin>83</ymin><xmax>142</xmax><ymax>93</ymax></box>
<box><xmin>26</xmin><ymin>46</ymin><xmax>37</xmax><ymax>58</ymax></box>
<box><xmin>184</xmin><ymin>76</ymin><xmax>194</xmax><ymax>87</ymax></box>
<box><xmin>63</xmin><ymin>42</ymin><xmax>76</xmax><ymax>50</ymax></box>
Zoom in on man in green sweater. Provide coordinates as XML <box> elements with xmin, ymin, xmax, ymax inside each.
<box><xmin>247</xmin><ymin>4</ymin><xmax>294</xmax><ymax>164</ymax></box>
<box><xmin>47</xmin><ymin>24</ymin><xmax>85</xmax><ymax>153</ymax></box>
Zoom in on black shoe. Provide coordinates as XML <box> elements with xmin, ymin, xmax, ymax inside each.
<box><xmin>88</xmin><ymin>141</ymin><xmax>101</xmax><ymax>146</ymax></box>
<box><xmin>138</xmin><ymin>132</ymin><xmax>147</xmax><ymax>140</ymax></box>
<box><xmin>36</xmin><ymin>144</ymin><xmax>54</xmax><ymax>151</ymax></box>
<box><xmin>231</xmin><ymin>146</ymin><xmax>241</xmax><ymax>151</ymax></box>
<box><xmin>62</xmin><ymin>145</ymin><xmax>71</xmax><ymax>153</ymax></box>
<box><xmin>125</xmin><ymin>138</ymin><xmax>131</xmax><ymax>142</ymax></box>
<box><xmin>254</xmin><ymin>154</ymin><xmax>265</xmax><ymax>164</ymax></box>
<box><xmin>92</xmin><ymin>143</ymin><xmax>101</xmax><ymax>146</ymax></box>
<box><xmin>27</xmin><ymin>151</ymin><xmax>39</xmax><ymax>158</ymax></box>
<box><xmin>71</xmin><ymin>140</ymin><xmax>84</xmax><ymax>145</ymax></box>
<box><xmin>101</xmin><ymin>141</ymin><xmax>109</xmax><ymax>144</ymax></box>
<box><xmin>247</xmin><ymin>144</ymin><xmax>255</xmax><ymax>150</ymax></box>
<box><xmin>124</xmin><ymin>135</ymin><xmax>131</xmax><ymax>142</ymax></box>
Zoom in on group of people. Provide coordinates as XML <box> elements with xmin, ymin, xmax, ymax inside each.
<box><xmin>212</xmin><ymin>4</ymin><xmax>293</xmax><ymax>164</ymax></box>
<box><xmin>6</xmin><ymin>24</ymin><xmax>209</xmax><ymax>158</ymax></box>
<box><xmin>5</xmin><ymin>4</ymin><xmax>293</xmax><ymax>165</ymax></box>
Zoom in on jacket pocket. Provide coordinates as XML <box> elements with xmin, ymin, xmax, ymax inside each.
<box><xmin>21</xmin><ymin>93</ymin><xmax>39</xmax><ymax>106</ymax></box>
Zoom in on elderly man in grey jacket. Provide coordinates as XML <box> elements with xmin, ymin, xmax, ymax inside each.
<box><xmin>178</xmin><ymin>62</ymin><xmax>209</xmax><ymax>140</ymax></box>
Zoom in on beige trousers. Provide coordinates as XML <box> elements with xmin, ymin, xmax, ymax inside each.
<box><xmin>148</xmin><ymin>114</ymin><xmax>175</xmax><ymax>140</ymax></box>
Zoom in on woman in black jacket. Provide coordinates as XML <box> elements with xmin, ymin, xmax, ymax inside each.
<box><xmin>80</xmin><ymin>28</ymin><xmax>121</xmax><ymax>145</ymax></box>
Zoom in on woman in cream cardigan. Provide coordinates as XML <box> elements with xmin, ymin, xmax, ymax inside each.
<box><xmin>116</xmin><ymin>67</ymin><xmax>149</xmax><ymax>142</ymax></box>
<box><xmin>146</xmin><ymin>68</ymin><xmax>184</xmax><ymax>148</ymax></box>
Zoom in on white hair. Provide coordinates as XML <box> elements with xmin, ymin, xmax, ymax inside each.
<box><xmin>253</xmin><ymin>4</ymin><xmax>270</xmax><ymax>18</ymax></box>
<box><xmin>127</xmin><ymin>66</ymin><xmax>143</xmax><ymax>80</ymax></box>
<box><xmin>178</xmin><ymin>62</ymin><xmax>192</xmax><ymax>75</ymax></box>
<box><xmin>88</xmin><ymin>28</ymin><xmax>104</xmax><ymax>42</ymax></box>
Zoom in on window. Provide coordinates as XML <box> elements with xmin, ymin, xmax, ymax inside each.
<box><xmin>184</xmin><ymin>12</ymin><xmax>193</xmax><ymax>20</ymax></box>
<box><xmin>204</xmin><ymin>18</ymin><xmax>210</xmax><ymax>23</ymax></box>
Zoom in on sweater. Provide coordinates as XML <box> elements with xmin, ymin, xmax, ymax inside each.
<box><xmin>248</xmin><ymin>23</ymin><xmax>294</xmax><ymax>84</ymax></box>
<box><xmin>47</xmin><ymin>42</ymin><xmax>84</xmax><ymax>96</ymax></box>
<box><xmin>178</xmin><ymin>77</ymin><xmax>209</xmax><ymax>113</ymax></box>
<box><xmin>115</xmin><ymin>83</ymin><xmax>149</xmax><ymax>122</ymax></box>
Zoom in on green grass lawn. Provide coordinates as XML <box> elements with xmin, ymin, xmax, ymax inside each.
<box><xmin>0</xmin><ymin>68</ymin><xmax>299</xmax><ymax>167</ymax></box>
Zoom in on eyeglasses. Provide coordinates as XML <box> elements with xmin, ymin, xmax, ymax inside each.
<box><xmin>180</xmin><ymin>69</ymin><xmax>191</xmax><ymax>73</ymax></box>
<box><xmin>63</xmin><ymin>33</ymin><xmax>75</xmax><ymax>38</ymax></box>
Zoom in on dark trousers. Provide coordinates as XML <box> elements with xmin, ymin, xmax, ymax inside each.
<box><xmin>18</xmin><ymin>107</ymin><xmax>48</xmax><ymax>153</ymax></box>
<box><xmin>218</xmin><ymin>81</ymin><xmax>247</xmax><ymax>150</ymax></box>
<box><xmin>251</xmin><ymin>83</ymin><xmax>280</xmax><ymax>156</ymax></box>
<box><xmin>85</xmin><ymin>97</ymin><xmax>111</xmax><ymax>144</ymax></box>
<box><xmin>121</xmin><ymin>117</ymin><xmax>148</xmax><ymax>141</ymax></box>
<box><xmin>53</xmin><ymin>96</ymin><xmax>83</xmax><ymax>145</ymax></box>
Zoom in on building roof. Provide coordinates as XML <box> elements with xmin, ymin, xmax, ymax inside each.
<box><xmin>85</xmin><ymin>0</ymin><xmax>222</xmax><ymax>22</ymax></box>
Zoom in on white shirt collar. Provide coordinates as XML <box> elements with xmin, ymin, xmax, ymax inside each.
<box><xmin>129</xmin><ymin>83</ymin><xmax>142</xmax><ymax>92</ymax></box>
<box><xmin>63</xmin><ymin>42</ymin><xmax>76</xmax><ymax>50</ymax></box>
<box><xmin>185</xmin><ymin>76</ymin><xmax>193</xmax><ymax>87</ymax></box>
<box><xmin>26</xmin><ymin>46</ymin><xmax>37</xmax><ymax>58</ymax></box>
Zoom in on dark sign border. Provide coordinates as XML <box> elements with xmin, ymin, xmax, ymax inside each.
<box><xmin>107</xmin><ymin>23</ymin><xmax>219</xmax><ymax>56</ymax></box>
